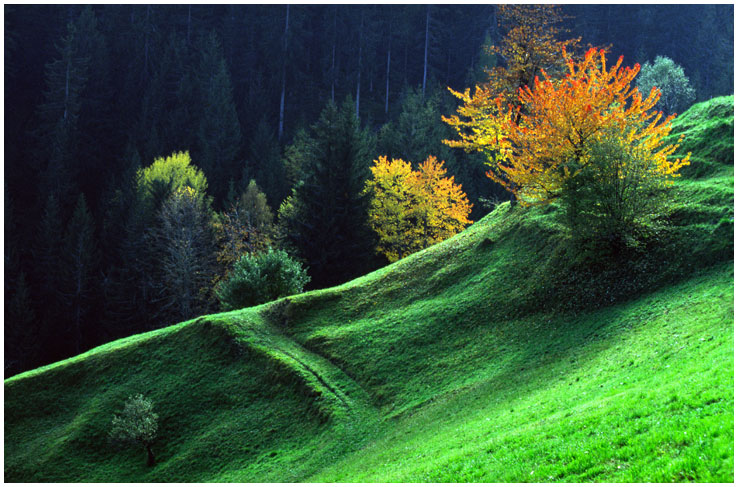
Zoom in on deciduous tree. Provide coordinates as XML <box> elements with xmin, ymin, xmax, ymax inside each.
<box><xmin>365</xmin><ymin>155</ymin><xmax>472</xmax><ymax>262</ymax></box>
<box><xmin>150</xmin><ymin>186</ymin><xmax>216</xmax><ymax>324</ymax></box>
<box><xmin>213</xmin><ymin>179</ymin><xmax>277</xmax><ymax>284</ymax></box>
<box><xmin>482</xmin><ymin>4</ymin><xmax>579</xmax><ymax>106</ymax></box>
<box><xmin>637</xmin><ymin>56</ymin><xmax>696</xmax><ymax>115</ymax></box>
<box><xmin>445</xmin><ymin>47</ymin><xmax>690</xmax><ymax>206</ymax></box>
<box><xmin>110</xmin><ymin>394</ymin><xmax>158</xmax><ymax>467</ymax></box>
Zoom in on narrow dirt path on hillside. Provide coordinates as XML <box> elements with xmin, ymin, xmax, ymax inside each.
<box><xmin>238</xmin><ymin>316</ymin><xmax>379</xmax><ymax>427</ymax></box>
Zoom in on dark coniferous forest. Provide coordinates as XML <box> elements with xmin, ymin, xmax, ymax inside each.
<box><xmin>4</xmin><ymin>4</ymin><xmax>734</xmax><ymax>376</ymax></box>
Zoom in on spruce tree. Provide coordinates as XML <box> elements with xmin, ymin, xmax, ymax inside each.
<box><xmin>279</xmin><ymin>97</ymin><xmax>375</xmax><ymax>288</ymax></box>
<box><xmin>36</xmin><ymin>18</ymin><xmax>89</xmax><ymax>207</ymax></box>
<box><xmin>194</xmin><ymin>31</ymin><xmax>242</xmax><ymax>207</ymax></box>
<box><xmin>73</xmin><ymin>6</ymin><xmax>115</xmax><ymax>209</ymax></box>
<box><xmin>32</xmin><ymin>194</ymin><xmax>67</xmax><ymax>362</ymax></box>
<box><xmin>62</xmin><ymin>194</ymin><xmax>100</xmax><ymax>355</ymax></box>
<box><xmin>248</xmin><ymin>119</ymin><xmax>287</xmax><ymax>209</ymax></box>
<box><xmin>5</xmin><ymin>188</ymin><xmax>38</xmax><ymax>374</ymax></box>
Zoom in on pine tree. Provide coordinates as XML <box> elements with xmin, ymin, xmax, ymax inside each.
<box><xmin>279</xmin><ymin>97</ymin><xmax>375</xmax><ymax>288</ymax></box>
<box><xmin>72</xmin><ymin>6</ymin><xmax>115</xmax><ymax>209</ymax></box>
<box><xmin>36</xmin><ymin>16</ymin><xmax>89</xmax><ymax>206</ymax></box>
<box><xmin>32</xmin><ymin>194</ymin><xmax>67</xmax><ymax>362</ymax></box>
<box><xmin>61</xmin><ymin>194</ymin><xmax>100</xmax><ymax>355</ymax></box>
<box><xmin>137</xmin><ymin>31</ymin><xmax>195</xmax><ymax>164</ymax></box>
<box><xmin>248</xmin><ymin>119</ymin><xmax>287</xmax><ymax>210</ymax></box>
<box><xmin>5</xmin><ymin>188</ymin><xmax>38</xmax><ymax>374</ymax></box>
<box><xmin>378</xmin><ymin>87</ymin><xmax>455</xmax><ymax>167</ymax></box>
<box><xmin>97</xmin><ymin>147</ymin><xmax>145</xmax><ymax>339</ymax></box>
<box><xmin>194</xmin><ymin>31</ymin><xmax>242</xmax><ymax>206</ymax></box>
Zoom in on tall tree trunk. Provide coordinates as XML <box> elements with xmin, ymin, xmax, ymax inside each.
<box><xmin>278</xmin><ymin>4</ymin><xmax>289</xmax><ymax>140</ymax></box>
<box><xmin>355</xmin><ymin>9</ymin><xmax>364</xmax><ymax>119</ymax></box>
<box><xmin>403</xmin><ymin>40</ymin><xmax>408</xmax><ymax>87</ymax></box>
<box><xmin>422</xmin><ymin>5</ymin><xmax>430</xmax><ymax>98</ymax></box>
<box><xmin>186</xmin><ymin>5</ymin><xmax>191</xmax><ymax>45</ymax></box>
<box><xmin>331</xmin><ymin>6</ymin><xmax>337</xmax><ymax>103</ymax></box>
<box><xmin>64</xmin><ymin>58</ymin><xmax>71</xmax><ymax>122</ymax></box>
<box><xmin>385</xmin><ymin>16</ymin><xmax>392</xmax><ymax>115</ymax></box>
<box><xmin>144</xmin><ymin>5</ymin><xmax>151</xmax><ymax>80</ymax></box>
<box><xmin>385</xmin><ymin>43</ymin><xmax>391</xmax><ymax>115</ymax></box>
<box><xmin>446</xmin><ymin>50</ymin><xmax>451</xmax><ymax>85</ymax></box>
<box><xmin>74</xmin><ymin>253</ymin><xmax>82</xmax><ymax>355</ymax></box>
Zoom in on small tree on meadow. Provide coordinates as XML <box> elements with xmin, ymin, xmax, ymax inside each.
<box><xmin>110</xmin><ymin>394</ymin><xmax>159</xmax><ymax>467</ymax></box>
<box><xmin>560</xmin><ymin>127</ymin><xmax>673</xmax><ymax>249</ymax></box>
<box><xmin>215</xmin><ymin>248</ymin><xmax>310</xmax><ymax>310</ymax></box>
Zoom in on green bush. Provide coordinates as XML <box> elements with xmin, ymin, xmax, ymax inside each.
<box><xmin>216</xmin><ymin>249</ymin><xmax>310</xmax><ymax>310</ymax></box>
<box><xmin>560</xmin><ymin>130</ymin><xmax>671</xmax><ymax>252</ymax></box>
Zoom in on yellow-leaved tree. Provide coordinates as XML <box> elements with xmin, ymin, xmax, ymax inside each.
<box><xmin>365</xmin><ymin>155</ymin><xmax>472</xmax><ymax>262</ymax></box>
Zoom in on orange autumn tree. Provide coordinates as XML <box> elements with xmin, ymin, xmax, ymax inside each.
<box><xmin>445</xmin><ymin>47</ymin><xmax>690</xmax><ymax>204</ymax></box>
<box><xmin>445</xmin><ymin>4</ymin><xmax>580</xmax><ymax>145</ymax></box>
<box><xmin>444</xmin><ymin>46</ymin><xmax>690</xmax><ymax>246</ymax></box>
<box><xmin>365</xmin><ymin>155</ymin><xmax>472</xmax><ymax>262</ymax></box>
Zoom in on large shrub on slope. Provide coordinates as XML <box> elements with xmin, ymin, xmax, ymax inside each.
<box><xmin>216</xmin><ymin>249</ymin><xmax>310</xmax><ymax>310</ymax></box>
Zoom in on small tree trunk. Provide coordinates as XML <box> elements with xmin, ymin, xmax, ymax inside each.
<box><xmin>146</xmin><ymin>444</ymin><xmax>156</xmax><ymax>467</ymax></box>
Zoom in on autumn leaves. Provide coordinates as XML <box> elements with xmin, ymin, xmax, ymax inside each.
<box><xmin>370</xmin><ymin>4</ymin><xmax>692</xmax><ymax>258</ymax></box>
<box><xmin>447</xmin><ymin>49</ymin><xmax>689</xmax><ymax>208</ymax></box>
<box><xmin>365</xmin><ymin>156</ymin><xmax>472</xmax><ymax>263</ymax></box>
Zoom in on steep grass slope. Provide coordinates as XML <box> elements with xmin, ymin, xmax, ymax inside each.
<box><xmin>4</xmin><ymin>96</ymin><xmax>733</xmax><ymax>482</ymax></box>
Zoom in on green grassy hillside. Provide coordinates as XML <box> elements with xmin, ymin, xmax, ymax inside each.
<box><xmin>5</xmin><ymin>96</ymin><xmax>733</xmax><ymax>482</ymax></box>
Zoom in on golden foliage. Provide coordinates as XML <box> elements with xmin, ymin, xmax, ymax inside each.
<box><xmin>365</xmin><ymin>155</ymin><xmax>473</xmax><ymax>262</ymax></box>
<box><xmin>486</xmin><ymin>4</ymin><xmax>580</xmax><ymax>106</ymax></box>
<box><xmin>445</xmin><ymin>47</ymin><xmax>690</xmax><ymax>205</ymax></box>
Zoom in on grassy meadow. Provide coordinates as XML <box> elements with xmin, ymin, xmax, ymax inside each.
<box><xmin>4</xmin><ymin>96</ymin><xmax>734</xmax><ymax>482</ymax></box>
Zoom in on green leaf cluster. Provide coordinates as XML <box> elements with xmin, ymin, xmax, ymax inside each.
<box><xmin>109</xmin><ymin>394</ymin><xmax>158</xmax><ymax>447</ymax></box>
